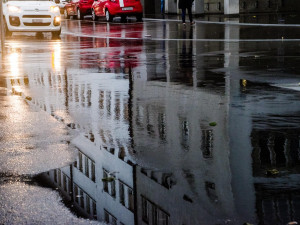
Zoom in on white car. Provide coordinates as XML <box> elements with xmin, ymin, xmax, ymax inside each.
<box><xmin>3</xmin><ymin>0</ymin><xmax>62</xmax><ymax>37</ymax></box>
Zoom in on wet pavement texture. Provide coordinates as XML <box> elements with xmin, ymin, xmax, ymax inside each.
<box><xmin>0</xmin><ymin>15</ymin><xmax>300</xmax><ymax>225</ymax></box>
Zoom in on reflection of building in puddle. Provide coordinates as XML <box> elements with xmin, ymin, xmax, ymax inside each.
<box><xmin>252</xmin><ymin>131</ymin><xmax>300</xmax><ymax>174</ymax></box>
<box><xmin>5</xmin><ymin>22</ymin><xmax>300</xmax><ymax>224</ymax></box>
<box><xmin>34</xmin><ymin>69</ymin><xmax>136</xmax><ymax>224</ymax></box>
<box><xmin>251</xmin><ymin>130</ymin><xmax>300</xmax><ymax>224</ymax></box>
<box><xmin>131</xmin><ymin>67</ymin><xmax>234</xmax><ymax>224</ymax></box>
<box><xmin>34</xmin><ymin>62</ymin><xmax>236</xmax><ymax>224</ymax></box>
<box><xmin>12</xmin><ymin>62</ymin><xmax>300</xmax><ymax>224</ymax></box>
<box><xmin>43</xmin><ymin>139</ymin><xmax>135</xmax><ymax>225</ymax></box>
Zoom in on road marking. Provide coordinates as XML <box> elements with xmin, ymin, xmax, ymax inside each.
<box><xmin>143</xmin><ymin>18</ymin><xmax>300</xmax><ymax>27</ymax></box>
<box><xmin>62</xmin><ymin>31</ymin><xmax>300</xmax><ymax>42</ymax></box>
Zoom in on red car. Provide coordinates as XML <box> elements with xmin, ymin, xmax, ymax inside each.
<box><xmin>91</xmin><ymin>0</ymin><xmax>143</xmax><ymax>22</ymax></box>
<box><xmin>64</xmin><ymin>0</ymin><xmax>94</xmax><ymax>20</ymax></box>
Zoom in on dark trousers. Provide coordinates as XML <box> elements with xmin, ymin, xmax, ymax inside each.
<box><xmin>181</xmin><ymin>7</ymin><xmax>193</xmax><ymax>23</ymax></box>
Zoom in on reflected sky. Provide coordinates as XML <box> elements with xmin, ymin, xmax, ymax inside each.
<box><xmin>0</xmin><ymin>18</ymin><xmax>300</xmax><ymax>225</ymax></box>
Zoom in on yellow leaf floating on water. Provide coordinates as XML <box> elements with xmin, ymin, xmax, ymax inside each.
<box><xmin>266</xmin><ymin>169</ymin><xmax>279</xmax><ymax>176</ymax></box>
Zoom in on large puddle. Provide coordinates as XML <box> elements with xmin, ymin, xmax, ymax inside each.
<box><xmin>0</xmin><ymin>18</ymin><xmax>300</xmax><ymax>225</ymax></box>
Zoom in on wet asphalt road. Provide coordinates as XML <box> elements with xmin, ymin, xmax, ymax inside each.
<box><xmin>0</xmin><ymin>15</ymin><xmax>300</xmax><ymax>225</ymax></box>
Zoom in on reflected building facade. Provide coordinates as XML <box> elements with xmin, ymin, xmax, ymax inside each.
<box><xmin>3</xmin><ymin>21</ymin><xmax>300</xmax><ymax>225</ymax></box>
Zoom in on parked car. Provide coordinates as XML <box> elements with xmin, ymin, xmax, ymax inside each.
<box><xmin>91</xmin><ymin>0</ymin><xmax>143</xmax><ymax>22</ymax></box>
<box><xmin>3</xmin><ymin>0</ymin><xmax>61</xmax><ymax>37</ymax></box>
<box><xmin>64</xmin><ymin>0</ymin><xmax>94</xmax><ymax>20</ymax></box>
<box><xmin>53</xmin><ymin>0</ymin><xmax>68</xmax><ymax>14</ymax></box>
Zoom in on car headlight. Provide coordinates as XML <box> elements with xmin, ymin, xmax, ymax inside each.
<box><xmin>50</xmin><ymin>6</ymin><xmax>60</xmax><ymax>13</ymax></box>
<box><xmin>8</xmin><ymin>5</ymin><xmax>21</xmax><ymax>13</ymax></box>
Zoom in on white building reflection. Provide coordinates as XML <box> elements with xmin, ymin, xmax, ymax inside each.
<box><xmin>4</xmin><ymin>21</ymin><xmax>300</xmax><ymax>225</ymax></box>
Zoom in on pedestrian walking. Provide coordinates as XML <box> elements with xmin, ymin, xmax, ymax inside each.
<box><xmin>178</xmin><ymin>0</ymin><xmax>195</xmax><ymax>25</ymax></box>
<box><xmin>161</xmin><ymin>0</ymin><xmax>164</xmax><ymax>14</ymax></box>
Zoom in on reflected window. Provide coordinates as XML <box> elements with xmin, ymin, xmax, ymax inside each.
<box><xmin>111</xmin><ymin>177</ymin><xmax>116</xmax><ymax>198</ymax></box>
<box><xmin>74</xmin><ymin>185</ymin><xmax>79</xmax><ymax>203</ymax></box>
<box><xmin>79</xmin><ymin>152</ymin><xmax>83</xmax><ymax>172</ymax></box>
<box><xmin>112</xmin><ymin>217</ymin><xmax>117</xmax><ymax>225</ymax></box>
<box><xmin>142</xmin><ymin>196</ymin><xmax>169</xmax><ymax>225</ymax></box>
<box><xmin>106</xmin><ymin>91</ymin><xmax>111</xmax><ymax>116</ymax></box>
<box><xmin>110</xmin><ymin>148</ymin><xmax>115</xmax><ymax>155</ymax></box>
<box><xmin>92</xmin><ymin>200</ymin><xmax>97</xmax><ymax>219</ymax></box>
<box><xmin>158</xmin><ymin>113</ymin><xmax>167</xmax><ymax>141</ymax></box>
<box><xmin>119</xmin><ymin>182</ymin><xmax>125</xmax><ymax>206</ymax></box>
<box><xmin>142</xmin><ymin>197</ymin><xmax>149</xmax><ymax>223</ymax></box>
<box><xmin>205</xmin><ymin>181</ymin><xmax>217</xmax><ymax>202</ymax></box>
<box><xmin>58</xmin><ymin>169</ymin><xmax>61</xmax><ymax>187</ymax></box>
<box><xmin>123</xmin><ymin>103</ymin><xmax>129</xmax><ymax>121</ymax></box>
<box><xmin>80</xmin><ymin>190</ymin><xmax>84</xmax><ymax>208</ymax></box>
<box><xmin>128</xmin><ymin>188</ymin><xmax>134</xmax><ymax>212</ymax></box>
<box><xmin>118</xmin><ymin>147</ymin><xmax>126</xmax><ymax>160</ymax></box>
<box><xmin>161</xmin><ymin>173</ymin><xmax>173</xmax><ymax>189</ymax></box>
<box><xmin>100</xmin><ymin>129</ymin><xmax>107</xmax><ymax>144</ymax></box>
<box><xmin>104</xmin><ymin>209</ymin><xmax>117</xmax><ymax>225</ymax></box>
<box><xmin>86</xmin><ymin>196</ymin><xmax>90</xmax><ymax>214</ymax></box>
<box><xmin>68</xmin><ymin>178</ymin><xmax>72</xmax><ymax>196</ymax></box>
<box><xmin>91</xmin><ymin>162</ymin><xmax>95</xmax><ymax>182</ymax></box>
<box><xmin>115</xmin><ymin>96</ymin><xmax>120</xmax><ymax>120</ymax></box>
<box><xmin>201</xmin><ymin>130</ymin><xmax>213</xmax><ymax>158</ymax></box>
<box><xmin>85</xmin><ymin>157</ymin><xmax>89</xmax><ymax>177</ymax></box>
<box><xmin>99</xmin><ymin>91</ymin><xmax>104</xmax><ymax>109</ymax></box>
<box><xmin>160</xmin><ymin>210</ymin><xmax>169</xmax><ymax>225</ymax></box>
<box><xmin>104</xmin><ymin>210</ymin><xmax>109</xmax><ymax>223</ymax></box>
<box><xmin>63</xmin><ymin>174</ymin><xmax>67</xmax><ymax>192</ymax></box>
<box><xmin>103</xmin><ymin>169</ymin><xmax>109</xmax><ymax>193</ymax></box>
<box><xmin>87</xmin><ymin>89</ymin><xmax>92</xmax><ymax>107</ymax></box>
<box><xmin>54</xmin><ymin>170</ymin><xmax>57</xmax><ymax>183</ymax></box>
<box><xmin>73</xmin><ymin>160</ymin><xmax>77</xmax><ymax>168</ymax></box>
<box><xmin>152</xmin><ymin>205</ymin><xmax>158</xmax><ymax>225</ymax></box>
<box><xmin>181</xmin><ymin>120</ymin><xmax>190</xmax><ymax>150</ymax></box>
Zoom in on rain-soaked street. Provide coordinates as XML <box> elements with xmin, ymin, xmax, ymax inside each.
<box><xmin>0</xmin><ymin>14</ymin><xmax>300</xmax><ymax>225</ymax></box>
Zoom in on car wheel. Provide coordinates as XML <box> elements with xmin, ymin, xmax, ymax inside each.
<box><xmin>77</xmin><ymin>8</ymin><xmax>84</xmax><ymax>20</ymax></box>
<box><xmin>91</xmin><ymin>9</ymin><xmax>98</xmax><ymax>21</ymax></box>
<box><xmin>64</xmin><ymin>9</ymin><xmax>70</xmax><ymax>19</ymax></box>
<box><xmin>4</xmin><ymin>22</ymin><xmax>12</xmax><ymax>37</ymax></box>
<box><xmin>136</xmin><ymin>13</ymin><xmax>143</xmax><ymax>22</ymax></box>
<box><xmin>105</xmin><ymin>9</ymin><xmax>113</xmax><ymax>22</ymax></box>
<box><xmin>52</xmin><ymin>29</ymin><xmax>61</xmax><ymax>37</ymax></box>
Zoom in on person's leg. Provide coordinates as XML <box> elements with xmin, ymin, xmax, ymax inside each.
<box><xmin>187</xmin><ymin>7</ymin><xmax>193</xmax><ymax>23</ymax></box>
<box><xmin>181</xmin><ymin>8</ymin><xmax>186</xmax><ymax>23</ymax></box>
